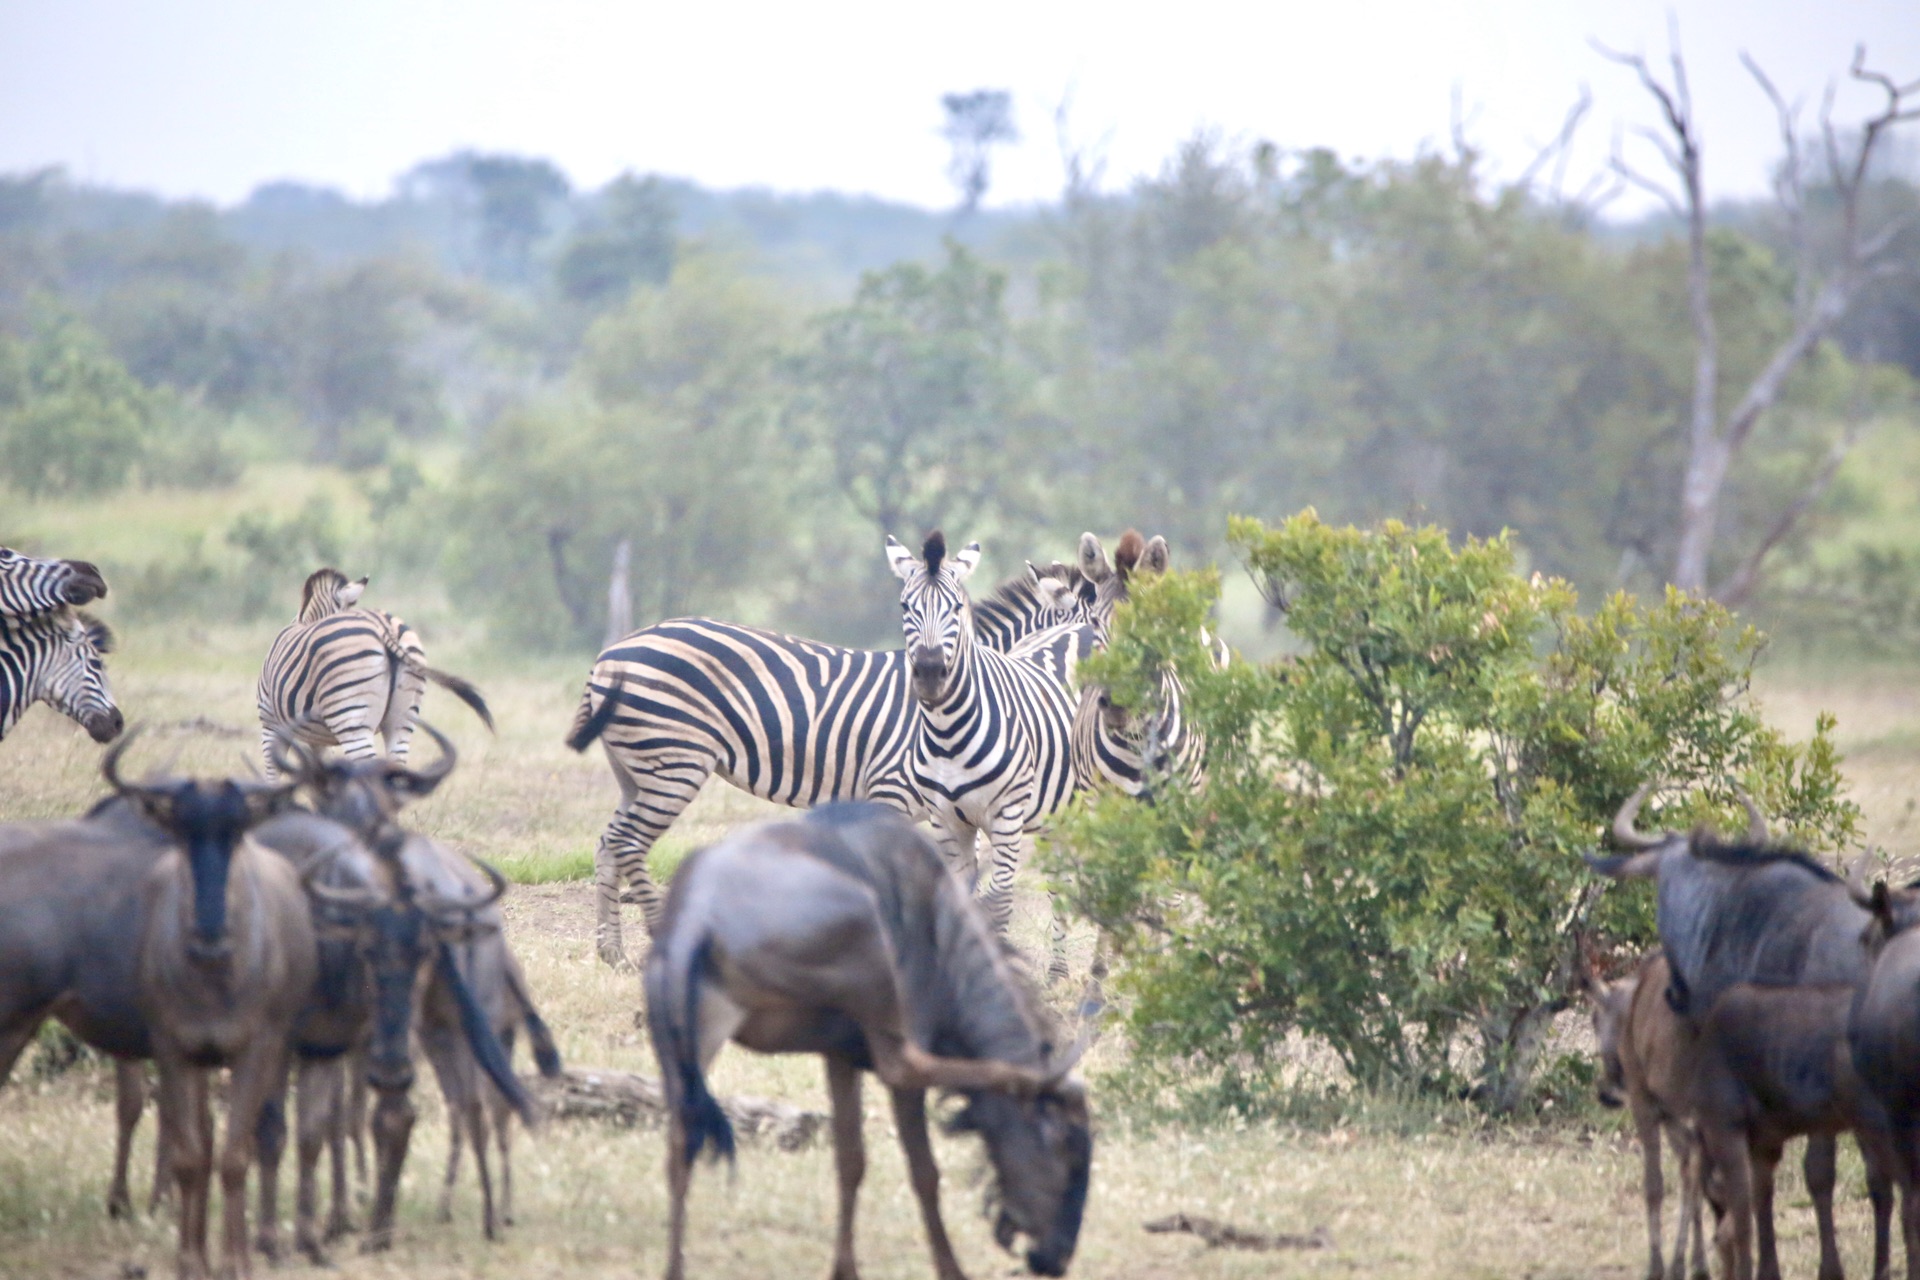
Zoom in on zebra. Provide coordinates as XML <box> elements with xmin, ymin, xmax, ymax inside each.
<box><xmin>0</xmin><ymin>605</ymin><xmax>123</xmax><ymax>744</ymax></box>
<box><xmin>563</xmin><ymin>554</ymin><xmax>1108</xmax><ymax>969</ymax></box>
<box><xmin>257</xmin><ymin>568</ymin><xmax>493</xmax><ymax>777</ymax></box>
<box><xmin>0</xmin><ymin>547</ymin><xmax>107</xmax><ymax>617</ymax></box>
<box><xmin>890</xmin><ymin>532</ymin><xmax>1096</xmax><ymax>950</ymax></box>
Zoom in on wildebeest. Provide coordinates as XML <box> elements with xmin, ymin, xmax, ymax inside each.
<box><xmin>1580</xmin><ymin>952</ymin><xmax>1709</xmax><ymax>1280</ymax></box>
<box><xmin>107</xmin><ymin>741</ymin><xmax>320</xmax><ymax>1280</ymax></box>
<box><xmin>1848</xmin><ymin>885</ymin><xmax>1920</xmax><ymax>1279</ymax></box>
<box><xmin>0</xmin><ymin>605</ymin><xmax>122</xmax><ymax>744</ymax></box>
<box><xmin>260</xmin><ymin>728</ymin><xmax>558</xmax><ymax>1252</ymax></box>
<box><xmin>648</xmin><ymin>804</ymin><xmax>1091</xmax><ymax>1280</ymax></box>
<box><xmin>1689</xmin><ymin>980</ymin><xmax>1897</xmax><ymax>1280</ymax></box>
<box><xmin>257</xmin><ymin>567</ymin><xmax>493</xmax><ymax>778</ymax></box>
<box><xmin>1590</xmin><ymin>785</ymin><xmax>1920</xmax><ymax>1280</ymax></box>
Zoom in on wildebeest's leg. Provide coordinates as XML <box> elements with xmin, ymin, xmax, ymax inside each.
<box><xmin>1630</xmin><ymin>1093</ymin><xmax>1667</xmax><ymax>1280</ymax></box>
<box><xmin>488</xmin><ymin>1070</ymin><xmax>515</xmax><ymax>1226</ymax></box>
<box><xmin>825</xmin><ymin>1055</ymin><xmax>865</xmax><ymax>1280</ymax></box>
<box><xmin>0</xmin><ymin>1015</ymin><xmax>46</xmax><ymax>1089</ymax></box>
<box><xmin>1797</xmin><ymin>1136</ymin><xmax>1843</xmax><ymax>1280</ymax></box>
<box><xmin>1700</xmin><ymin>1122</ymin><xmax>1753</xmax><ymax>1280</ymax></box>
<box><xmin>324</xmin><ymin>1058</ymin><xmax>354</xmax><ymax>1239</ymax></box>
<box><xmin>252</xmin><ymin>1073</ymin><xmax>289</xmax><ymax>1261</ymax></box>
<box><xmin>664</xmin><ymin>1105</ymin><xmax>692</xmax><ymax>1280</ymax></box>
<box><xmin>1667</xmin><ymin>1119</ymin><xmax>1709</xmax><ymax>1280</ymax></box>
<box><xmin>1855</xmin><ymin>1128</ymin><xmax>1896</xmax><ymax>1280</ymax></box>
<box><xmin>889</xmin><ymin>1086</ymin><xmax>966</xmax><ymax>1280</ymax></box>
<box><xmin>224</xmin><ymin>1045</ymin><xmax>288</xmax><ymax>1279</ymax></box>
<box><xmin>466</xmin><ymin>1094</ymin><xmax>498</xmax><ymax>1241</ymax></box>
<box><xmin>362</xmin><ymin>1087</ymin><xmax>415</xmax><ymax>1253</ymax></box>
<box><xmin>109</xmin><ymin>1059</ymin><xmax>146</xmax><ymax>1219</ymax></box>
<box><xmin>160</xmin><ymin>1060</ymin><xmax>214</xmax><ymax>1280</ymax></box>
<box><xmin>438</xmin><ymin>1101</ymin><xmax>465</xmax><ymax>1223</ymax></box>
<box><xmin>294</xmin><ymin>1057</ymin><xmax>342</xmax><ymax>1262</ymax></box>
<box><xmin>1897</xmin><ymin>1125</ymin><xmax>1920</xmax><ymax>1280</ymax></box>
<box><xmin>345</xmin><ymin>1050</ymin><xmax>368</xmax><ymax>1198</ymax></box>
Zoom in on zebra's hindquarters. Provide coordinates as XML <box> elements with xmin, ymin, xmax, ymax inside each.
<box><xmin>572</xmin><ymin>618</ymin><xmax>922</xmax><ymax>967</ymax></box>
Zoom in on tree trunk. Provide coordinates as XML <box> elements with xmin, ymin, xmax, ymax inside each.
<box><xmin>603</xmin><ymin>538</ymin><xmax>632</xmax><ymax>650</ymax></box>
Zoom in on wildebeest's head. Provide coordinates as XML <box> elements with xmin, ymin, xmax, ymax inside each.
<box><xmin>887</xmin><ymin>531</ymin><xmax>982</xmax><ymax>706</ymax></box>
<box><xmin>30</xmin><ymin>607</ymin><xmax>122</xmax><ymax>743</ymax></box>
<box><xmin>949</xmin><ymin>1073</ymin><xmax>1093</xmax><ymax>1276</ymax></box>
<box><xmin>104</xmin><ymin>734</ymin><xmax>297</xmax><ymax>960</ymax></box>
<box><xmin>270</xmin><ymin>722</ymin><xmax>457</xmax><ymax>860</ymax></box>
<box><xmin>1575</xmin><ymin>961</ymin><xmax>1638</xmax><ymax>1110</ymax></box>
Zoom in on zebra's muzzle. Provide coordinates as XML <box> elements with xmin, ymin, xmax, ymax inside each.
<box><xmin>86</xmin><ymin>707</ymin><xmax>125</xmax><ymax>744</ymax></box>
<box><xmin>911</xmin><ymin>647</ymin><xmax>947</xmax><ymax>701</ymax></box>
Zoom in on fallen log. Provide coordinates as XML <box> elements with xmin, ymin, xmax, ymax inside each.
<box><xmin>521</xmin><ymin>1066</ymin><xmax>828</xmax><ymax>1152</ymax></box>
<box><xmin>1144</xmin><ymin>1212</ymin><xmax>1333</xmax><ymax>1251</ymax></box>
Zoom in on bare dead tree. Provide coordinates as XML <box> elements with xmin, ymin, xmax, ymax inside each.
<box><xmin>1597</xmin><ymin>34</ymin><xmax>1919</xmax><ymax>600</ymax></box>
<box><xmin>603</xmin><ymin>537</ymin><xmax>632</xmax><ymax>650</ymax></box>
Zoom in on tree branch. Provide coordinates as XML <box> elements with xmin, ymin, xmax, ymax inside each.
<box><xmin>1715</xmin><ymin>404</ymin><xmax>1875</xmax><ymax>607</ymax></box>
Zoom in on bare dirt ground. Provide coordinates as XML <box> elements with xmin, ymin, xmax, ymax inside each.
<box><xmin>0</xmin><ymin>630</ymin><xmax>1913</xmax><ymax>1278</ymax></box>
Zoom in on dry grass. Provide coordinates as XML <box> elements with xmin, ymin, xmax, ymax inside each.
<box><xmin>2</xmin><ymin>626</ymin><xmax>1919</xmax><ymax>1278</ymax></box>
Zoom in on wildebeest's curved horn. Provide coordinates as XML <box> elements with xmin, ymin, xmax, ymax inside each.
<box><xmin>267</xmin><ymin>730</ymin><xmax>316</xmax><ymax>784</ymax></box>
<box><xmin>1612</xmin><ymin>781</ymin><xmax>1665</xmax><ymax>851</ymax></box>
<box><xmin>403</xmin><ymin>721</ymin><xmax>457</xmax><ymax>790</ymax></box>
<box><xmin>100</xmin><ymin>729</ymin><xmax>155</xmax><ymax>796</ymax></box>
<box><xmin>1042</xmin><ymin>1026</ymin><xmax>1094</xmax><ymax>1088</ymax></box>
<box><xmin>301</xmin><ymin>848</ymin><xmax>386</xmax><ymax>910</ymax></box>
<box><xmin>421</xmin><ymin>857</ymin><xmax>508</xmax><ymax>921</ymax></box>
<box><xmin>1733</xmin><ymin>784</ymin><xmax>1768</xmax><ymax>843</ymax></box>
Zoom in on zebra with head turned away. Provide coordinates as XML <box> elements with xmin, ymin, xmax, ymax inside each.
<box><xmin>0</xmin><ymin>606</ymin><xmax>123</xmax><ymax>744</ymax></box>
<box><xmin>0</xmin><ymin>547</ymin><xmax>108</xmax><ymax>618</ymax></box>
<box><xmin>257</xmin><ymin>568</ymin><xmax>494</xmax><ymax>778</ymax></box>
<box><xmin>563</xmin><ymin>550</ymin><xmax>1106</xmax><ymax>969</ymax></box>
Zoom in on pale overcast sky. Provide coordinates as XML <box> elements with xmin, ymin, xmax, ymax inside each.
<box><xmin>1</xmin><ymin>0</ymin><xmax>1915</xmax><ymax>213</ymax></box>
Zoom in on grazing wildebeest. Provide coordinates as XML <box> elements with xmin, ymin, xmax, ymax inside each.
<box><xmin>0</xmin><ymin>545</ymin><xmax>108</xmax><ymax>613</ymax></box>
<box><xmin>648</xmin><ymin>804</ymin><xmax>1092</xmax><ymax>1280</ymax></box>
<box><xmin>257</xmin><ymin>567</ymin><xmax>493</xmax><ymax>778</ymax></box>
<box><xmin>0</xmin><ymin>605</ymin><xmax>122</xmax><ymax>744</ymax></box>
<box><xmin>105</xmin><ymin>740</ymin><xmax>319</xmax><ymax>1280</ymax></box>
<box><xmin>1580</xmin><ymin>952</ymin><xmax>1709</xmax><ymax>1280</ymax></box>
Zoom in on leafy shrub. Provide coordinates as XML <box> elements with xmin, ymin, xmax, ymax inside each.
<box><xmin>0</xmin><ymin>311</ymin><xmax>153</xmax><ymax>496</ymax></box>
<box><xmin>1049</xmin><ymin>511</ymin><xmax>1859</xmax><ymax>1115</ymax></box>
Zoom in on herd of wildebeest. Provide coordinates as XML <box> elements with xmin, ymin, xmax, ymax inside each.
<box><xmin>6</xmin><ymin>532</ymin><xmax>1920</xmax><ymax>1280</ymax></box>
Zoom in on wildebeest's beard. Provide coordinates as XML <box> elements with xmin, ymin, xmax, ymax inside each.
<box><xmin>949</xmin><ymin>1090</ymin><xmax>1092</xmax><ymax>1277</ymax></box>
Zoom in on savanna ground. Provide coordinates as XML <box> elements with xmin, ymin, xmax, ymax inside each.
<box><xmin>0</xmin><ymin>610</ymin><xmax>1914</xmax><ymax>1279</ymax></box>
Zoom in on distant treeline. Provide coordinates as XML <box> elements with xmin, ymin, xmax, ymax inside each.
<box><xmin>0</xmin><ymin>141</ymin><xmax>1916</xmax><ymax>652</ymax></box>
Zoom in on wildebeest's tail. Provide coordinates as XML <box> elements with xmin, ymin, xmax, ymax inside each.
<box><xmin>418</xmin><ymin>664</ymin><xmax>495</xmax><ymax>733</ymax></box>
<box><xmin>645</xmin><ymin>931</ymin><xmax>735</xmax><ymax>1166</ymax></box>
<box><xmin>565</xmin><ymin>672</ymin><xmax>624</xmax><ymax>753</ymax></box>
<box><xmin>506</xmin><ymin>958</ymin><xmax>563</xmax><ymax>1078</ymax></box>
<box><xmin>437</xmin><ymin>942</ymin><xmax>539</xmax><ymax>1126</ymax></box>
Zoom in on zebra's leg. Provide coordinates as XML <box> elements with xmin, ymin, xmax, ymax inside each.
<box><xmin>923</xmin><ymin>806</ymin><xmax>982</xmax><ymax>887</ymax></box>
<box><xmin>1046</xmin><ymin>890</ymin><xmax>1072</xmax><ymax>987</ymax></box>
<box><xmin>379</xmin><ymin>662</ymin><xmax>429</xmax><ymax>765</ymax></box>
<box><xmin>594</xmin><ymin>754</ymin><xmax>715</xmax><ymax>968</ymax></box>
<box><xmin>978</xmin><ymin>815</ymin><xmax>1031</xmax><ymax>940</ymax></box>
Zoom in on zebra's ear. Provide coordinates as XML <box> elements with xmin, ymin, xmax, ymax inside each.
<box><xmin>1027</xmin><ymin>563</ymin><xmax>1074</xmax><ymax>611</ymax></box>
<box><xmin>950</xmin><ymin>542</ymin><xmax>982</xmax><ymax>584</ymax></box>
<box><xmin>342</xmin><ymin>577</ymin><xmax>368</xmax><ymax>606</ymax></box>
<box><xmin>885</xmin><ymin>536</ymin><xmax>918</xmax><ymax>582</ymax></box>
<box><xmin>1078</xmin><ymin>533</ymin><xmax>1110</xmax><ymax>582</ymax></box>
<box><xmin>1141</xmin><ymin>536</ymin><xmax>1171</xmax><ymax>576</ymax></box>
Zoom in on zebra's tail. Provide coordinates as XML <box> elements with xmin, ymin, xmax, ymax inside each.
<box><xmin>417</xmin><ymin>663</ymin><xmax>496</xmax><ymax>733</ymax></box>
<box><xmin>645</xmin><ymin>930</ymin><xmax>735</xmax><ymax>1167</ymax></box>
<box><xmin>565</xmin><ymin>672</ymin><xmax>625</xmax><ymax>753</ymax></box>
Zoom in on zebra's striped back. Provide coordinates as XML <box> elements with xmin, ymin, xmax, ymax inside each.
<box><xmin>0</xmin><ymin>606</ymin><xmax>122</xmax><ymax>743</ymax></box>
<box><xmin>972</xmin><ymin>562</ymin><xmax>1094</xmax><ymax>649</ymax></box>
<box><xmin>0</xmin><ymin>547</ymin><xmax>107</xmax><ymax>616</ymax></box>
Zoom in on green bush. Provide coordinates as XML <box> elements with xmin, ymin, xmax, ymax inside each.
<box><xmin>0</xmin><ymin>311</ymin><xmax>153</xmax><ymax>496</ymax></box>
<box><xmin>1049</xmin><ymin>511</ymin><xmax>1859</xmax><ymax>1116</ymax></box>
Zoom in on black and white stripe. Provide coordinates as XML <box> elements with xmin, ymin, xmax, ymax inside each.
<box><xmin>0</xmin><ymin>547</ymin><xmax>107</xmax><ymax>617</ymax></box>
<box><xmin>0</xmin><ymin>606</ymin><xmax>122</xmax><ymax>744</ymax></box>
<box><xmin>257</xmin><ymin>568</ymin><xmax>492</xmax><ymax>776</ymax></box>
<box><xmin>564</xmin><ymin>555</ymin><xmax>1101</xmax><ymax>967</ymax></box>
